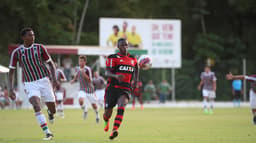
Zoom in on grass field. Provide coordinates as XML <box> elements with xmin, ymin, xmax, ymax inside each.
<box><xmin>0</xmin><ymin>108</ymin><xmax>255</xmax><ymax>143</ymax></box>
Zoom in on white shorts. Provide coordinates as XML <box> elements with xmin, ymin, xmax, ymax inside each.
<box><xmin>24</xmin><ymin>77</ymin><xmax>55</xmax><ymax>102</ymax></box>
<box><xmin>202</xmin><ymin>89</ymin><xmax>216</xmax><ymax>98</ymax></box>
<box><xmin>249</xmin><ymin>90</ymin><xmax>256</xmax><ymax>109</ymax></box>
<box><xmin>95</xmin><ymin>89</ymin><xmax>105</xmax><ymax>102</ymax></box>
<box><xmin>78</xmin><ymin>91</ymin><xmax>97</xmax><ymax>104</ymax></box>
<box><xmin>55</xmin><ymin>91</ymin><xmax>64</xmax><ymax>101</ymax></box>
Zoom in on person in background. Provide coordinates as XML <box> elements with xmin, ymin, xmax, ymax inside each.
<box><xmin>14</xmin><ymin>87</ymin><xmax>22</xmax><ymax>109</ymax></box>
<box><xmin>0</xmin><ymin>86</ymin><xmax>8</xmax><ymax>109</ymax></box>
<box><xmin>128</xmin><ymin>25</ymin><xmax>142</xmax><ymax>48</ymax></box>
<box><xmin>157</xmin><ymin>80</ymin><xmax>172</xmax><ymax>103</ymax></box>
<box><xmin>226</xmin><ymin>72</ymin><xmax>256</xmax><ymax>125</ymax></box>
<box><xmin>198</xmin><ymin>65</ymin><xmax>217</xmax><ymax>114</ymax></box>
<box><xmin>144</xmin><ymin>80</ymin><xmax>157</xmax><ymax>103</ymax></box>
<box><xmin>131</xmin><ymin>80</ymin><xmax>143</xmax><ymax>110</ymax></box>
<box><xmin>119</xmin><ymin>21</ymin><xmax>130</xmax><ymax>40</ymax></box>
<box><xmin>92</xmin><ymin>71</ymin><xmax>106</xmax><ymax>108</ymax></box>
<box><xmin>232</xmin><ymin>79</ymin><xmax>242</xmax><ymax>107</ymax></box>
<box><xmin>107</xmin><ymin>25</ymin><xmax>120</xmax><ymax>48</ymax></box>
<box><xmin>55</xmin><ymin>62</ymin><xmax>67</xmax><ymax>118</ymax></box>
<box><xmin>62</xmin><ymin>55</ymin><xmax>73</xmax><ymax>81</ymax></box>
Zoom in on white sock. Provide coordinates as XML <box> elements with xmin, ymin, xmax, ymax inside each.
<box><xmin>35</xmin><ymin>111</ymin><xmax>50</xmax><ymax>134</ymax></box>
<box><xmin>94</xmin><ymin>107</ymin><xmax>99</xmax><ymax>118</ymax></box>
<box><xmin>210</xmin><ymin>100</ymin><xmax>214</xmax><ymax>109</ymax></box>
<box><xmin>203</xmin><ymin>99</ymin><xmax>208</xmax><ymax>109</ymax></box>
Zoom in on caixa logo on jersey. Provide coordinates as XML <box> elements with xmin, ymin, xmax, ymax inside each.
<box><xmin>119</xmin><ymin>65</ymin><xmax>134</xmax><ymax>72</ymax></box>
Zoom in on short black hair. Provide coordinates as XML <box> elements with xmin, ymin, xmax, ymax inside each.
<box><xmin>117</xmin><ymin>38</ymin><xmax>127</xmax><ymax>47</ymax></box>
<box><xmin>112</xmin><ymin>25</ymin><xmax>119</xmax><ymax>32</ymax></box>
<box><xmin>20</xmin><ymin>27</ymin><xmax>33</xmax><ymax>37</ymax></box>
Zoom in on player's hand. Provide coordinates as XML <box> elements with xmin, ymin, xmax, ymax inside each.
<box><xmin>8</xmin><ymin>90</ymin><xmax>16</xmax><ymax>101</ymax></box>
<box><xmin>226</xmin><ymin>72</ymin><xmax>233</xmax><ymax>80</ymax></box>
<box><xmin>116</xmin><ymin>74</ymin><xmax>125</xmax><ymax>82</ymax></box>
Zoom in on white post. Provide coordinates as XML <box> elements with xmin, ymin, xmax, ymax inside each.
<box><xmin>242</xmin><ymin>58</ymin><xmax>247</xmax><ymax>101</ymax></box>
<box><xmin>171</xmin><ymin>68</ymin><xmax>176</xmax><ymax>102</ymax></box>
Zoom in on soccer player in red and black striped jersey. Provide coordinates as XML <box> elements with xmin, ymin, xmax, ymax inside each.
<box><xmin>103</xmin><ymin>38</ymin><xmax>139</xmax><ymax>140</ymax></box>
<box><xmin>8</xmin><ymin>28</ymin><xmax>58</xmax><ymax>140</ymax></box>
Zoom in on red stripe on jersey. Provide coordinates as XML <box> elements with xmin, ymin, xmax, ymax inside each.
<box><xmin>31</xmin><ymin>47</ymin><xmax>43</xmax><ymax>78</ymax></box>
<box><xmin>24</xmin><ymin>49</ymin><xmax>37</xmax><ymax>80</ymax></box>
<box><xmin>114</xmin><ymin>85</ymin><xmax>131</xmax><ymax>91</ymax></box>
<box><xmin>116</xmin><ymin>72</ymin><xmax>133</xmax><ymax>83</ymax></box>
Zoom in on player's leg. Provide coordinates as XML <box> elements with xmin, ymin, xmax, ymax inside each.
<box><xmin>87</xmin><ymin>92</ymin><xmax>100</xmax><ymax>123</ymax></box>
<box><xmin>78</xmin><ymin>91</ymin><xmax>88</xmax><ymax>119</ymax></box>
<box><xmin>249</xmin><ymin>90</ymin><xmax>256</xmax><ymax>124</ymax></box>
<box><xmin>139</xmin><ymin>94</ymin><xmax>144</xmax><ymax>109</ymax></box>
<box><xmin>103</xmin><ymin>88</ymin><xmax>116</xmax><ymax>132</ymax></box>
<box><xmin>132</xmin><ymin>95</ymin><xmax>136</xmax><ymax>110</ymax></box>
<box><xmin>29</xmin><ymin>96</ymin><xmax>53</xmax><ymax>140</ymax></box>
<box><xmin>110</xmin><ymin>94</ymin><xmax>129</xmax><ymax>140</ymax></box>
<box><xmin>45</xmin><ymin>102</ymin><xmax>56</xmax><ymax>123</ymax></box>
<box><xmin>202</xmin><ymin>90</ymin><xmax>209</xmax><ymax>114</ymax></box>
<box><xmin>209</xmin><ymin>91</ymin><xmax>216</xmax><ymax>114</ymax></box>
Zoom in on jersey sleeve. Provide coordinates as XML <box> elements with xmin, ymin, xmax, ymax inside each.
<box><xmin>212</xmin><ymin>73</ymin><xmax>217</xmax><ymax>81</ymax></box>
<box><xmin>200</xmin><ymin>72</ymin><xmax>203</xmax><ymax>80</ymax></box>
<box><xmin>40</xmin><ymin>45</ymin><xmax>52</xmax><ymax>63</ymax></box>
<box><xmin>245</xmin><ymin>75</ymin><xmax>256</xmax><ymax>82</ymax></box>
<box><xmin>9</xmin><ymin>50</ymin><xmax>18</xmax><ymax>69</ymax></box>
<box><xmin>59</xmin><ymin>70</ymin><xmax>67</xmax><ymax>81</ymax></box>
<box><xmin>106</xmin><ymin>57</ymin><xmax>116</xmax><ymax>71</ymax></box>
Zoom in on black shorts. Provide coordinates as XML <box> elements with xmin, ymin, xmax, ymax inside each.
<box><xmin>104</xmin><ymin>86</ymin><xmax>131</xmax><ymax>109</ymax></box>
<box><xmin>234</xmin><ymin>90</ymin><xmax>241</xmax><ymax>100</ymax></box>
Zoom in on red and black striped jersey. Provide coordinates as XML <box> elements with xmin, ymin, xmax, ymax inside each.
<box><xmin>9</xmin><ymin>43</ymin><xmax>51</xmax><ymax>82</ymax></box>
<box><xmin>106</xmin><ymin>52</ymin><xmax>137</xmax><ymax>91</ymax></box>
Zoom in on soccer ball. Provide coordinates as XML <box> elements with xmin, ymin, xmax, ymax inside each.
<box><xmin>138</xmin><ymin>55</ymin><xmax>152</xmax><ymax>70</ymax></box>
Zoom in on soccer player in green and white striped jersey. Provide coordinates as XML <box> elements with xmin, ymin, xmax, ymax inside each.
<box><xmin>70</xmin><ymin>56</ymin><xmax>99</xmax><ymax>123</ymax></box>
<box><xmin>8</xmin><ymin>28</ymin><xmax>58</xmax><ymax>140</ymax></box>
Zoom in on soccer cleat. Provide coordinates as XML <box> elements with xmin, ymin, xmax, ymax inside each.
<box><xmin>204</xmin><ymin>109</ymin><xmax>208</xmax><ymax>114</ymax></box>
<box><xmin>43</xmin><ymin>133</ymin><xmax>54</xmax><ymax>140</ymax></box>
<box><xmin>109</xmin><ymin>130</ymin><xmax>119</xmax><ymax>140</ymax></box>
<box><xmin>96</xmin><ymin>117</ymin><xmax>100</xmax><ymax>124</ymax></box>
<box><xmin>83</xmin><ymin>112</ymin><xmax>88</xmax><ymax>120</ymax></box>
<box><xmin>48</xmin><ymin>110</ymin><xmax>54</xmax><ymax>124</ymax></box>
<box><xmin>104</xmin><ymin>120</ymin><xmax>110</xmax><ymax>132</ymax></box>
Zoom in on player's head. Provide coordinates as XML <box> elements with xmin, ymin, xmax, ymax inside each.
<box><xmin>204</xmin><ymin>65</ymin><xmax>211</xmax><ymax>73</ymax></box>
<box><xmin>123</xmin><ymin>21</ymin><xmax>128</xmax><ymax>31</ymax></box>
<box><xmin>79</xmin><ymin>55</ymin><xmax>87</xmax><ymax>67</ymax></box>
<box><xmin>131</xmin><ymin>25</ymin><xmax>136</xmax><ymax>33</ymax></box>
<box><xmin>20</xmin><ymin>27</ymin><xmax>35</xmax><ymax>45</ymax></box>
<box><xmin>113</xmin><ymin>25</ymin><xmax>119</xmax><ymax>35</ymax></box>
<box><xmin>117</xmin><ymin>38</ymin><xmax>128</xmax><ymax>55</ymax></box>
<box><xmin>94</xmin><ymin>71</ymin><xmax>99</xmax><ymax>78</ymax></box>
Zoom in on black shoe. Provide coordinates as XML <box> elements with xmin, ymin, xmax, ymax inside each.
<box><xmin>43</xmin><ymin>133</ymin><xmax>54</xmax><ymax>140</ymax></box>
<box><xmin>109</xmin><ymin>130</ymin><xmax>118</xmax><ymax>140</ymax></box>
<box><xmin>253</xmin><ymin>116</ymin><xmax>256</xmax><ymax>125</ymax></box>
<box><xmin>48</xmin><ymin>110</ymin><xmax>54</xmax><ymax>124</ymax></box>
<box><xmin>96</xmin><ymin>117</ymin><xmax>100</xmax><ymax>124</ymax></box>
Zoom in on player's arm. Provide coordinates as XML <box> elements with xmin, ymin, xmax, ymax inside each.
<box><xmin>8</xmin><ymin>50</ymin><xmax>19</xmax><ymax>100</ymax></box>
<box><xmin>70</xmin><ymin>73</ymin><xmax>78</xmax><ymax>84</ymax></box>
<box><xmin>132</xmin><ymin>62</ymin><xmax>140</xmax><ymax>88</ymax></box>
<box><xmin>105</xmin><ymin>57</ymin><xmax>124</xmax><ymax>81</ymax></box>
<box><xmin>41</xmin><ymin>45</ymin><xmax>58</xmax><ymax>87</ymax></box>
<box><xmin>226</xmin><ymin>72</ymin><xmax>245</xmax><ymax>80</ymax></box>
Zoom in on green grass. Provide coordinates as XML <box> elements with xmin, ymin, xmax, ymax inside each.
<box><xmin>0</xmin><ymin>108</ymin><xmax>255</xmax><ymax>143</ymax></box>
